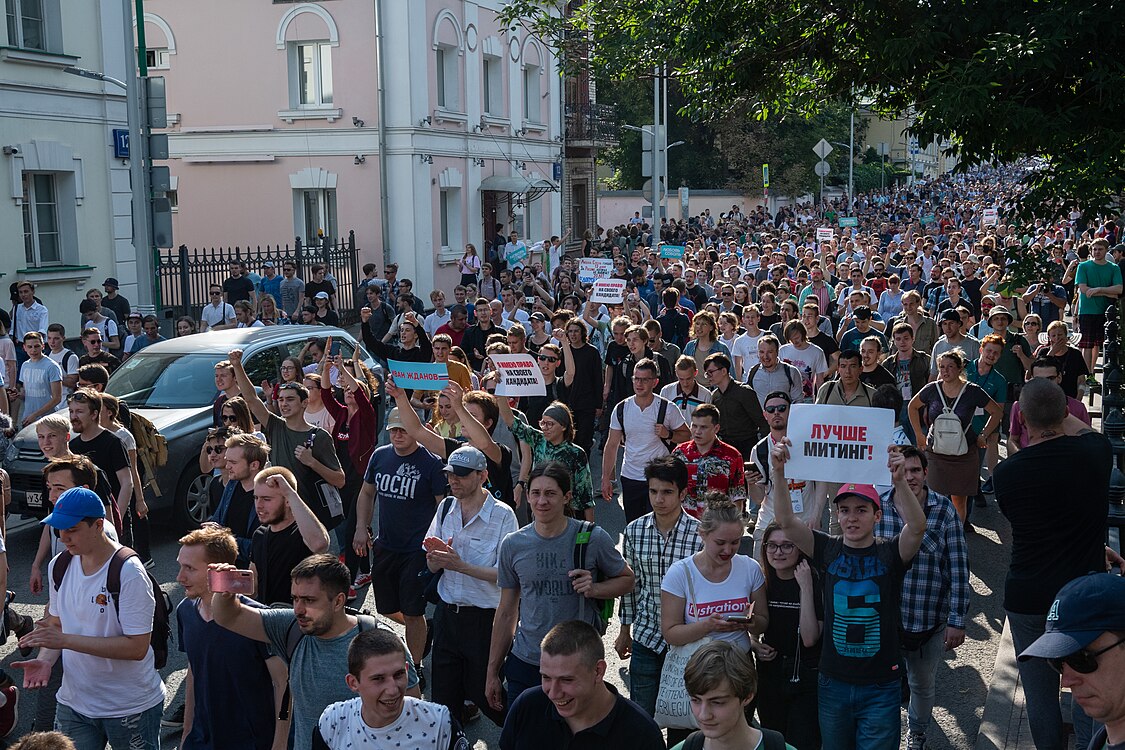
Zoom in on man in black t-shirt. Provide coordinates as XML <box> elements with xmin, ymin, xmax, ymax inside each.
<box><xmin>248</xmin><ymin>467</ymin><xmax>330</xmax><ymax>605</ymax></box>
<box><xmin>303</xmin><ymin>264</ymin><xmax>336</xmax><ymax>310</ymax></box>
<box><xmin>223</xmin><ymin>262</ymin><xmax>256</xmax><ymax>306</ymax></box>
<box><xmin>67</xmin><ymin>389</ymin><xmax>131</xmax><ymax>506</ymax></box>
<box><xmin>558</xmin><ymin>319</ymin><xmax>603</xmax><ymax>458</ymax></box>
<box><xmin>769</xmin><ymin>443</ymin><xmax>926</xmax><ymax>750</ymax></box>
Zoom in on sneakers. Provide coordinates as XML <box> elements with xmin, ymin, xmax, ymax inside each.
<box><xmin>1087</xmin><ymin>375</ymin><xmax>1101</xmax><ymax>392</ymax></box>
<box><xmin>161</xmin><ymin>703</ymin><xmax>185</xmax><ymax>729</ymax></box>
<box><xmin>0</xmin><ymin>685</ymin><xmax>18</xmax><ymax>738</ymax></box>
<box><xmin>461</xmin><ymin>701</ymin><xmax>480</xmax><ymax>724</ymax></box>
<box><xmin>981</xmin><ymin>476</ymin><xmax>995</xmax><ymax>495</ymax></box>
<box><xmin>907</xmin><ymin>732</ymin><xmax>927</xmax><ymax>750</ymax></box>
<box><xmin>353</xmin><ymin>571</ymin><xmax>372</xmax><ymax>589</ymax></box>
<box><xmin>11</xmin><ymin>612</ymin><xmax>34</xmax><ymax>657</ymax></box>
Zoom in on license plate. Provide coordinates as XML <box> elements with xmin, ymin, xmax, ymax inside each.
<box><xmin>25</xmin><ymin>491</ymin><xmax>42</xmax><ymax>508</ymax></box>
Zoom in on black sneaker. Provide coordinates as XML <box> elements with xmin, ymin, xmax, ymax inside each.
<box><xmin>12</xmin><ymin>613</ymin><xmax>34</xmax><ymax>657</ymax></box>
<box><xmin>0</xmin><ymin>685</ymin><xmax>17</xmax><ymax>738</ymax></box>
<box><xmin>161</xmin><ymin>703</ymin><xmax>185</xmax><ymax>729</ymax></box>
<box><xmin>461</xmin><ymin>701</ymin><xmax>480</xmax><ymax>724</ymax></box>
<box><xmin>981</xmin><ymin>476</ymin><xmax>995</xmax><ymax>495</ymax></box>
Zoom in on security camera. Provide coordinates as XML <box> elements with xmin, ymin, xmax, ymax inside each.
<box><xmin>2</xmin><ymin>146</ymin><xmax>18</xmax><ymax>156</ymax></box>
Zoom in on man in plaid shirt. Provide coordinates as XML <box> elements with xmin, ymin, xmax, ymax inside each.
<box><xmin>875</xmin><ymin>445</ymin><xmax>969</xmax><ymax>750</ymax></box>
<box><xmin>614</xmin><ymin>456</ymin><xmax>702</xmax><ymax>718</ymax></box>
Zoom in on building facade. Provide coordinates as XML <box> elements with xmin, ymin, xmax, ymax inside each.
<box><xmin>146</xmin><ymin>0</ymin><xmax>571</xmax><ymax>297</ymax></box>
<box><xmin>1</xmin><ymin>0</ymin><xmax>139</xmax><ymax>327</ymax></box>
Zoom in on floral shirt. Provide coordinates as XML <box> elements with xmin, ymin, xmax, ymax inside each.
<box><xmin>672</xmin><ymin>439</ymin><xmax>748</xmax><ymax>518</ymax></box>
<box><xmin>511</xmin><ymin>417</ymin><xmax>595</xmax><ymax>511</ymax></box>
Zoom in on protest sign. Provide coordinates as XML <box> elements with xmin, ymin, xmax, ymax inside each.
<box><xmin>982</xmin><ymin>208</ymin><xmax>998</xmax><ymax>225</ymax></box>
<box><xmin>920</xmin><ymin>214</ymin><xmax>936</xmax><ymax>225</ymax></box>
<box><xmin>783</xmin><ymin>404</ymin><xmax>893</xmax><ymax>485</ymax></box>
<box><xmin>591</xmin><ymin>279</ymin><xmax>627</xmax><ymax>304</ymax></box>
<box><xmin>838</xmin><ymin>216</ymin><xmax>858</xmax><ymax>227</ymax></box>
<box><xmin>387</xmin><ymin>360</ymin><xmax>448</xmax><ymax>390</ymax></box>
<box><xmin>491</xmin><ymin>354</ymin><xmax>546</xmax><ymax>397</ymax></box>
<box><xmin>660</xmin><ymin>244</ymin><xmax>686</xmax><ymax>259</ymax></box>
<box><xmin>505</xmin><ymin>242</ymin><xmax>529</xmax><ymax>267</ymax></box>
<box><xmin>577</xmin><ymin>258</ymin><xmax>614</xmax><ymax>284</ymax></box>
<box><xmin>816</xmin><ymin>227</ymin><xmax>834</xmax><ymax>243</ymax></box>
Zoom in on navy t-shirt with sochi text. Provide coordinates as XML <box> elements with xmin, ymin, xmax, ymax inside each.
<box><xmin>812</xmin><ymin>530</ymin><xmax>911</xmax><ymax>684</ymax></box>
<box><xmin>364</xmin><ymin>444</ymin><xmax>447</xmax><ymax>554</ymax></box>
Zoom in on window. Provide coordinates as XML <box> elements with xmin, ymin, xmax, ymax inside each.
<box><xmin>435</xmin><ymin>45</ymin><xmax>458</xmax><ymax>110</ymax></box>
<box><xmin>21</xmin><ymin>173</ymin><xmax>60</xmax><ymax>267</ymax></box>
<box><xmin>523</xmin><ymin>64</ymin><xmax>541</xmax><ymax>122</ymax></box>
<box><xmin>300</xmin><ymin>188</ymin><xmax>337</xmax><ymax>245</ymax></box>
<box><xmin>6</xmin><ymin>0</ymin><xmax>44</xmax><ymax>50</ymax></box>
<box><xmin>483</xmin><ymin>55</ymin><xmax>502</xmax><ymax>115</ymax></box>
<box><xmin>145</xmin><ymin>47</ymin><xmax>170</xmax><ymax>70</ymax></box>
<box><xmin>439</xmin><ymin>190</ymin><xmax>451</xmax><ymax>250</ymax></box>
<box><xmin>290</xmin><ymin>41</ymin><xmax>333</xmax><ymax>108</ymax></box>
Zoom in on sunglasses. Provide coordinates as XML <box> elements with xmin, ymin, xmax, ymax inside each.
<box><xmin>764</xmin><ymin>404</ymin><xmax>789</xmax><ymax>414</ymax></box>
<box><xmin>221</xmin><ymin>414</ymin><xmax>239</xmax><ymax>423</ymax></box>
<box><xmin>537</xmin><ymin>355</ymin><xmax>559</xmax><ymax>363</ymax></box>
<box><xmin>66</xmin><ymin>392</ymin><xmax>94</xmax><ymax>403</ymax></box>
<box><xmin>1047</xmin><ymin>635</ymin><xmax>1125</xmax><ymax>675</ymax></box>
<box><xmin>205</xmin><ymin>445</ymin><xmax>227</xmax><ymax>455</ymax></box>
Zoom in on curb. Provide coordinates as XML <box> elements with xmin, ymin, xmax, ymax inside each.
<box><xmin>976</xmin><ymin>617</ymin><xmax>1017</xmax><ymax>750</ymax></box>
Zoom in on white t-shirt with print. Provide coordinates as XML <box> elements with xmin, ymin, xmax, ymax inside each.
<box><xmin>317</xmin><ymin>696</ymin><xmax>463</xmax><ymax>750</ymax></box>
<box><xmin>661</xmin><ymin>553</ymin><xmax>766</xmax><ymax>653</ymax></box>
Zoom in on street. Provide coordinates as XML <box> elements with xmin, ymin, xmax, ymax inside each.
<box><xmin>0</xmin><ymin>439</ymin><xmax>1013</xmax><ymax>749</ymax></box>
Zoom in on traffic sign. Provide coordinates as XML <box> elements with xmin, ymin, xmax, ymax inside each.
<box><xmin>813</xmin><ymin>139</ymin><xmax>833</xmax><ymax>159</ymax></box>
<box><xmin>762</xmin><ymin>163</ymin><xmax>770</xmax><ymax>188</ymax></box>
<box><xmin>814</xmin><ymin>160</ymin><xmax>831</xmax><ymax>177</ymax></box>
<box><xmin>642</xmin><ymin>178</ymin><xmax>666</xmax><ymax>204</ymax></box>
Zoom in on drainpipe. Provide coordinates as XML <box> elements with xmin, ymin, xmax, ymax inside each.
<box><xmin>374</xmin><ymin>0</ymin><xmax>392</xmax><ymax>263</ymax></box>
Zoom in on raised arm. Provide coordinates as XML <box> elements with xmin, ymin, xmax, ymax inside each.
<box><xmin>768</xmin><ymin>437</ymin><xmax>815</xmax><ymax>556</ymax></box>
<box><xmin>386</xmin><ymin>376</ymin><xmax>446</xmax><ymax>457</ymax></box>
<box><xmin>209</xmin><ymin>569</ymin><xmax>269</xmax><ymax>643</ymax></box>
<box><xmin>228</xmin><ymin>349</ymin><xmax>272</xmax><ymax>427</ymax></box>
<box><xmin>274</xmin><ymin>474</ymin><xmax>329</xmax><ymax>553</ymax></box>
<box><xmin>887</xmin><ymin>447</ymin><xmax>926</xmax><ymax>562</ymax></box>
<box><xmin>445</xmin><ymin>381</ymin><xmax>501</xmax><ymax>465</ymax></box>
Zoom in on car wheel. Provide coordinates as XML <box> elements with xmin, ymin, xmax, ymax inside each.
<box><xmin>173</xmin><ymin>470</ymin><xmax>212</xmax><ymax>531</ymax></box>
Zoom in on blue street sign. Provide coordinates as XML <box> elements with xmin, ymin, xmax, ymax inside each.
<box><xmin>553</xmin><ymin>162</ymin><xmax>562</xmax><ymax>182</ymax></box>
<box><xmin>113</xmin><ymin>129</ymin><xmax>130</xmax><ymax>159</ymax></box>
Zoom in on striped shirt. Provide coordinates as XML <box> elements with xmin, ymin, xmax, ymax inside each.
<box><xmin>620</xmin><ymin>512</ymin><xmax>702</xmax><ymax>653</ymax></box>
<box><xmin>875</xmin><ymin>487</ymin><xmax>970</xmax><ymax>631</ymax></box>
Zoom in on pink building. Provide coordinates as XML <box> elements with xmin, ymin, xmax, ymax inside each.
<box><xmin>143</xmin><ymin>0</ymin><xmax>579</xmax><ymax>296</ymax></box>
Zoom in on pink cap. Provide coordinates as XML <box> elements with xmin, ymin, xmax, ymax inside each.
<box><xmin>833</xmin><ymin>483</ymin><xmax>881</xmax><ymax>509</ymax></box>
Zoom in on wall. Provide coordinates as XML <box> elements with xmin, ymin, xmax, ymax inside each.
<box><xmin>597</xmin><ymin>190</ymin><xmax>812</xmax><ymax>230</ymax></box>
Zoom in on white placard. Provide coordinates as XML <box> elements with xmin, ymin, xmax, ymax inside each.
<box><xmin>783</xmin><ymin>403</ymin><xmax>894</xmax><ymax>485</ymax></box>
<box><xmin>491</xmin><ymin>354</ymin><xmax>546</xmax><ymax>397</ymax></box>
<box><xmin>577</xmin><ymin>258</ymin><xmax>614</xmax><ymax>284</ymax></box>
<box><xmin>590</xmin><ymin>279</ymin><xmax>627</xmax><ymax>304</ymax></box>
<box><xmin>983</xmin><ymin>208</ymin><xmax>998</xmax><ymax>225</ymax></box>
<box><xmin>816</xmin><ymin>227</ymin><xmax>835</xmax><ymax>243</ymax></box>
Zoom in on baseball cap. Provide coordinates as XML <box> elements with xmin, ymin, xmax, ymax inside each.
<box><xmin>42</xmin><ymin>487</ymin><xmax>105</xmax><ymax>530</ymax></box>
<box><xmin>385</xmin><ymin>407</ymin><xmax>406</xmax><ymax>431</ymax></box>
<box><xmin>263</xmin><ymin>261</ymin><xmax>275</xmax><ymax>268</ymax></box>
<box><xmin>1019</xmin><ymin>574</ymin><xmax>1125</xmax><ymax>661</ymax></box>
<box><xmin>314</xmin><ymin>291</ymin><xmax>330</xmax><ymax>300</ymax></box>
<box><xmin>939</xmin><ymin>309</ymin><xmax>962</xmax><ymax>323</ymax></box>
<box><xmin>102</xmin><ymin>277</ymin><xmax>120</xmax><ymax>289</ymax></box>
<box><xmin>443</xmin><ymin>445</ymin><xmax>487</xmax><ymax>476</ymax></box>
<box><xmin>127</xmin><ymin>312</ymin><xmax>143</xmax><ymax>321</ymax></box>
<box><xmin>529</xmin><ymin>312</ymin><xmax>547</xmax><ymax>322</ymax></box>
<box><xmin>833</xmin><ymin>483</ymin><xmax>881</xmax><ymax>509</ymax></box>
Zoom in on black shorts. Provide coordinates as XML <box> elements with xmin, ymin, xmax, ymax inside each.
<box><xmin>371</xmin><ymin>547</ymin><xmax>429</xmax><ymax>617</ymax></box>
<box><xmin>1078</xmin><ymin>314</ymin><xmax>1105</xmax><ymax>349</ymax></box>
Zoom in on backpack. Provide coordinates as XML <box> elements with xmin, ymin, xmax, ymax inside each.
<box><xmin>278</xmin><ymin>608</ymin><xmax>382</xmax><ymax>720</ymax></box>
<box><xmin>615</xmin><ymin>396</ymin><xmax>675</xmax><ymax>450</ymax></box>
<box><xmin>52</xmin><ymin>546</ymin><xmax>173</xmax><ymax>669</ymax></box>
<box><xmin>129</xmin><ymin>412</ymin><xmax>168</xmax><ymax>497</ymax></box>
<box><xmin>928</xmin><ymin>384</ymin><xmax>969</xmax><ymax>456</ymax></box>
<box><xmin>573</xmin><ymin>521</ymin><xmax>614</xmax><ymax>634</ymax></box>
<box><xmin>748</xmin><ymin>362</ymin><xmax>796</xmax><ymax>389</ymax></box>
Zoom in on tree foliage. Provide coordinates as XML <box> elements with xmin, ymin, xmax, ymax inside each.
<box><xmin>500</xmin><ymin>0</ymin><xmax>1125</xmax><ymax>215</ymax></box>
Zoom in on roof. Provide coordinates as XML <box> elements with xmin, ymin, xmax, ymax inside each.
<box><xmin>136</xmin><ymin>325</ymin><xmax>354</xmax><ymax>355</ymax></box>
<box><xmin>479</xmin><ymin>175</ymin><xmax>558</xmax><ymax>194</ymax></box>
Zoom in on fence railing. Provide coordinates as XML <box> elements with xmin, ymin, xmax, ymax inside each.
<box><xmin>157</xmin><ymin>231</ymin><xmax>362</xmax><ymax>326</ymax></box>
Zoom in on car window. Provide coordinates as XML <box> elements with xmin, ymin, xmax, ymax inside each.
<box><xmin>285</xmin><ymin>336</ymin><xmax>355</xmax><ymax>369</ymax></box>
<box><xmin>108</xmin><ymin>353</ymin><xmax>225</xmax><ymax>408</ymax></box>
<box><xmin>244</xmin><ymin>347</ymin><xmax>281</xmax><ymax>386</ymax></box>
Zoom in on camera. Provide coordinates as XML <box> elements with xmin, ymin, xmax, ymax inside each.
<box><xmin>1</xmin><ymin>146</ymin><xmax>19</xmax><ymax>156</ymax></box>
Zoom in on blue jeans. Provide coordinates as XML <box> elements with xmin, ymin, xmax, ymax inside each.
<box><xmin>504</xmin><ymin>653</ymin><xmax>541</xmax><ymax>711</ymax></box>
<box><xmin>56</xmin><ymin>701</ymin><xmax>162</xmax><ymax>750</ymax></box>
<box><xmin>817</xmin><ymin>674</ymin><xmax>901</xmax><ymax>750</ymax></box>
<box><xmin>628</xmin><ymin>641</ymin><xmax>665</xmax><ymax>718</ymax></box>
<box><xmin>903</xmin><ymin>626</ymin><xmax>945</xmax><ymax>735</ymax></box>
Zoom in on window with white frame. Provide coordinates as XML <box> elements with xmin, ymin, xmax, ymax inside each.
<box><xmin>435</xmin><ymin>45</ymin><xmax>459</xmax><ymax>110</ymax></box>
<box><xmin>289</xmin><ymin>41</ymin><xmax>333</xmax><ymax>108</ymax></box>
<box><xmin>300</xmin><ymin>188</ymin><xmax>337</xmax><ymax>245</ymax></box>
<box><xmin>439</xmin><ymin>190</ymin><xmax>451</xmax><ymax>251</ymax></box>
<box><xmin>21</xmin><ymin>172</ymin><xmax>61</xmax><ymax>266</ymax></box>
<box><xmin>6</xmin><ymin>0</ymin><xmax>48</xmax><ymax>51</ymax></box>
<box><xmin>145</xmin><ymin>47</ymin><xmax>171</xmax><ymax>70</ymax></box>
<box><xmin>483</xmin><ymin>55</ymin><xmax>502</xmax><ymax>115</ymax></box>
<box><xmin>522</xmin><ymin>63</ymin><xmax>541</xmax><ymax>122</ymax></box>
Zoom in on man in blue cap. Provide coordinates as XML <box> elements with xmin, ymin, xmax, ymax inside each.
<box><xmin>13</xmin><ymin>487</ymin><xmax>164</xmax><ymax>749</ymax></box>
<box><xmin>1019</xmin><ymin>573</ymin><xmax>1125</xmax><ymax>750</ymax></box>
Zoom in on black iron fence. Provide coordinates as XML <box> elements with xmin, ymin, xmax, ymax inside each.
<box><xmin>157</xmin><ymin>231</ymin><xmax>362</xmax><ymax>326</ymax></box>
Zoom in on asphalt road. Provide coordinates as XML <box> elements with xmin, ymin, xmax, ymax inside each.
<box><xmin>0</xmin><ymin>445</ymin><xmax>1012</xmax><ymax>749</ymax></box>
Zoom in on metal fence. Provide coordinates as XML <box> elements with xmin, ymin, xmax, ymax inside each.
<box><xmin>156</xmin><ymin>231</ymin><xmax>362</xmax><ymax>326</ymax></box>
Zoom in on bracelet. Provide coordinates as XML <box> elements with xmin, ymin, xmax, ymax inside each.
<box><xmin>517</xmin><ymin>479</ymin><xmax>529</xmax><ymax>488</ymax></box>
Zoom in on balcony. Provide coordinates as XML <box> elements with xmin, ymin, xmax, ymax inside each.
<box><xmin>565</xmin><ymin>102</ymin><xmax>617</xmax><ymax>148</ymax></box>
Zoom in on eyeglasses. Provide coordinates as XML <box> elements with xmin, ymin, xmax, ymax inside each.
<box><xmin>763</xmin><ymin>404</ymin><xmax>789</xmax><ymax>414</ymax></box>
<box><xmin>221</xmin><ymin>414</ymin><xmax>239</xmax><ymax>423</ymax></box>
<box><xmin>1047</xmin><ymin>635</ymin><xmax>1125</xmax><ymax>675</ymax></box>
<box><xmin>277</xmin><ymin>383</ymin><xmax>303</xmax><ymax>391</ymax></box>
<box><xmin>703</xmin><ymin>368</ymin><xmax>723</xmax><ymax>378</ymax></box>
<box><xmin>205</xmin><ymin>445</ymin><xmax>227</xmax><ymax>455</ymax></box>
<box><xmin>765</xmin><ymin>542</ymin><xmax>797</xmax><ymax>554</ymax></box>
<box><xmin>537</xmin><ymin>355</ymin><xmax>559</xmax><ymax>363</ymax></box>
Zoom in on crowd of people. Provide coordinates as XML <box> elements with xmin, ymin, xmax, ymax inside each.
<box><xmin>0</xmin><ymin>164</ymin><xmax>1123</xmax><ymax>750</ymax></box>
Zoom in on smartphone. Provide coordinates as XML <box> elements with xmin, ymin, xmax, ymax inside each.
<box><xmin>723</xmin><ymin>614</ymin><xmax>753</xmax><ymax>624</ymax></box>
<box><xmin>208</xmin><ymin>568</ymin><xmax>256</xmax><ymax>595</ymax></box>
<box><xmin>330</xmin><ymin>340</ymin><xmax>342</xmax><ymax>356</ymax></box>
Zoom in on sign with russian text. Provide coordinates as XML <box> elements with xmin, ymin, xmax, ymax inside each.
<box><xmin>387</xmin><ymin>360</ymin><xmax>448</xmax><ymax>390</ymax></box>
<box><xmin>505</xmin><ymin>242</ymin><xmax>529</xmax><ymax>267</ymax></box>
<box><xmin>838</xmin><ymin>216</ymin><xmax>858</xmax><ymax>227</ymax></box>
<box><xmin>816</xmin><ymin>227</ymin><xmax>834</xmax><ymax>243</ymax></box>
<box><xmin>590</xmin><ymin>279</ymin><xmax>626</xmax><ymax>304</ymax></box>
<box><xmin>577</xmin><ymin>258</ymin><xmax>613</xmax><ymax>285</ymax></box>
<box><xmin>491</xmin><ymin>354</ymin><xmax>546</xmax><ymax>397</ymax></box>
<box><xmin>660</xmin><ymin>244</ymin><xmax>686</xmax><ymax>259</ymax></box>
<box><xmin>983</xmin><ymin>208</ymin><xmax>998</xmax><ymax>225</ymax></box>
<box><xmin>783</xmin><ymin>404</ymin><xmax>893</xmax><ymax>485</ymax></box>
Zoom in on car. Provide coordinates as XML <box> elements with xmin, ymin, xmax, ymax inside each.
<box><xmin>7</xmin><ymin>325</ymin><xmax>375</xmax><ymax>531</ymax></box>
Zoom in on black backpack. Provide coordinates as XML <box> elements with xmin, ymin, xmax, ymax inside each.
<box><xmin>615</xmin><ymin>395</ymin><xmax>675</xmax><ymax>450</ymax></box>
<box><xmin>52</xmin><ymin>546</ymin><xmax>173</xmax><ymax>669</ymax></box>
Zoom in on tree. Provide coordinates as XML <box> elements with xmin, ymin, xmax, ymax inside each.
<box><xmin>501</xmin><ymin>0</ymin><xmax>1125</xmax><ymax>215</ymax></box>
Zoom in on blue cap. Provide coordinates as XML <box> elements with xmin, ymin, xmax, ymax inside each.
<box><xmin>41</xmin><ymin>487</ymin><xmax>105</xmax><ymax>530</ymax></box>
<box><xmin>1019</xmin><ymin>574</ymin><xmax>1125</xmax><ymax>661</ymax></box>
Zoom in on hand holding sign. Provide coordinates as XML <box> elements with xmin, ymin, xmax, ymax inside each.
<box><xmin>783</xmin><ymin>404</ymin><xmax>893</xmax><ymax>485</ymax></box>
<box><xmin>591</xmin><ymin>279</ymin><xmax>626</xmax><ymax>305</ymax></box>
<box><xmin>491</xmin><ymin>354</ymin><xmax>546</xmax><ymax>397</ymax></box>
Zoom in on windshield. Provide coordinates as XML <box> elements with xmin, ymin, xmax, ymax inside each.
<box><xmin>107</xmin><ymin>352</ymin><xmax>224</xmax><ymax>408</ymax></box>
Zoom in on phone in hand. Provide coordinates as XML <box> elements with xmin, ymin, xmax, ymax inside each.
<box><xmin>723</xmin><ymin>614</ymin><xmax>753</xmax><ymax>624</ymax></box>
<box><xmin>208</xmin><ymin>568</ymin><xmax>257</xmax><ymax>595</ymax></box>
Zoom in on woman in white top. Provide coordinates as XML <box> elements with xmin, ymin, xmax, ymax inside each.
<box><xmin>301</xmin><ymin>373</ymin><xmax>337</xmax><ymax>435</ymax></box>
<box><xmin>458</xmin><ymin>243</ymin><xmax>482</xmax><ymax>287</ymax></box>
<box><xmin>661</xmin><ymin>494</ymin><xmax>769</xmax><ymax>655</ymax></box>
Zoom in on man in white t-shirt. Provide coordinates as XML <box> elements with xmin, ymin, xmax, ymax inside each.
<box><xmin>14</xmin><ymin>487</ymin><xmax>165</xmax><ymax>749</ymax></box>
<box><xmin>778</xmin><ymin>321</ymin><xmax>828</xmax><ymax>402</ymax></box>
<box><xmin>601</xmin><ymin>358</ymin><xmax>690</xmax><ymax>523</ymax></box>
<box><xmin>46</xmin><ymin>324</ymin><xmax>79</xmax><ymax>396</ymax></box>
<box><xmin>200</xmin><ymin>284</ymin><xmax>236</xmax><ymax>332</ymax></box>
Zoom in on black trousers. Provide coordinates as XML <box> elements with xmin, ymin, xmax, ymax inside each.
<box><xmin>621</xmin><ymin>476</ymin><xmax>651</xmax><ymax>524</ymax></box>
<box><xmin>573</xmin><ymin>409</ymin><xmax>597</xmax><ymax>459</ymax></box>
<box><xmin>431</xmin><ymin>602</ymin><xmax>507</xmax><ymax>727</ymax></box>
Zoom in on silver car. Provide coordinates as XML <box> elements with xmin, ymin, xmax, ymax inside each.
<box><xmin>7</xmin><ymin>325</ymin><xmax>373</xmax><ymax>531</ymax></box>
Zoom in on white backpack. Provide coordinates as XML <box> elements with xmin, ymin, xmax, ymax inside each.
<box><xmin>928</xmin><ymin>384</ymin><xmax>969</xmax><ymax>456</ymax></box>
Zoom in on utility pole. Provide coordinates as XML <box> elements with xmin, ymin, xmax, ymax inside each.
<box><xmin>848</xmin><ymin>103</ymin><xmax>855</xmax><ymax>208</ymax></box>
<box><xmin>652</xmin><ymin>65</ymin><xmax>661</xmax><ymax>223</ymax></box>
